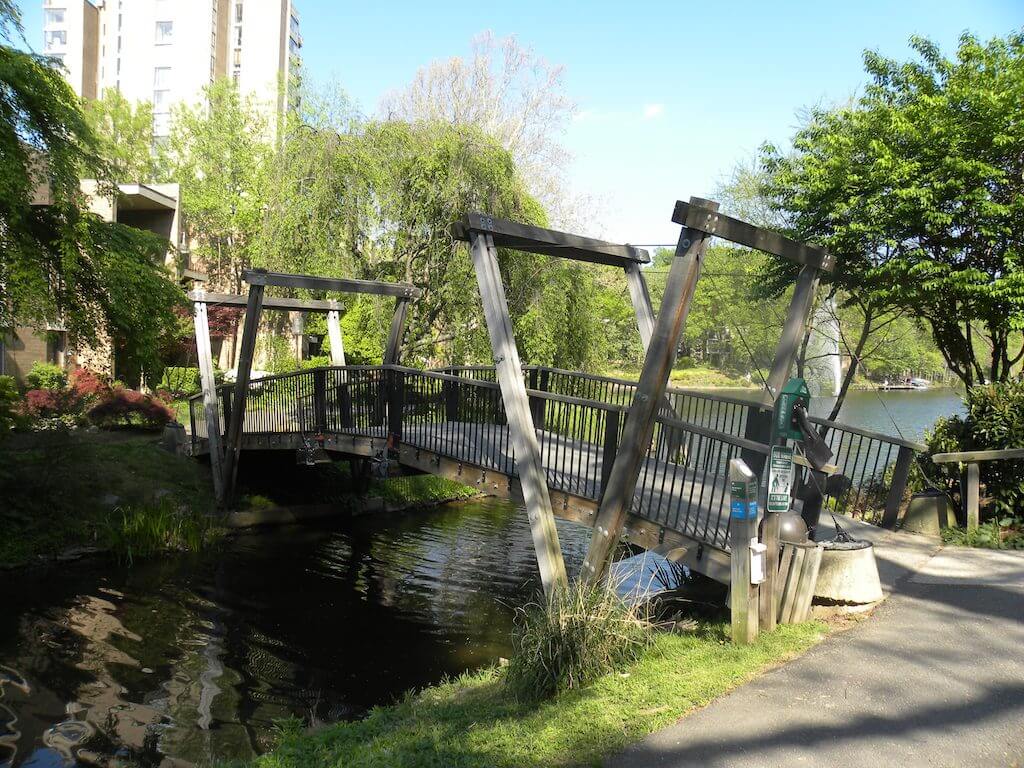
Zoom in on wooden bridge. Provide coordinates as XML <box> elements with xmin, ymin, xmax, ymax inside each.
<box><xmin>187</xmin><ymin>363</ymin><xmax>921</xmax><ymax>585</ymax></box>
<box><xmin>187</xmin><ymin>200</ymin><xmax>923</xmax><ymax>590</ymax></box>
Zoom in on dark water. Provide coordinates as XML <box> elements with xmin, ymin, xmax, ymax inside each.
<box><xmin>0</xmin><ymin>499</ymin><xmax>591</xmax><ymax>767</ymax></box>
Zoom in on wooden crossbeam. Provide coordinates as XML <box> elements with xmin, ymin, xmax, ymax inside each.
<box><xmin>453</xmin><ymin>213</ymin><xmax>650</xmax><ymax>268</ymax></box>
<box><xmin>672</xmin><ymin>200</ymin><xmax>834</xmax><ymax>273</ymax></box>
<box><xmin>188</xmin><ymin>291</ymin><xmax>343</xmax><ymax>313</ymax></box>
<box><xmin>242</xmin><ymin>269</ymin><xmax>422</xmax><ymax>299</ymax></box>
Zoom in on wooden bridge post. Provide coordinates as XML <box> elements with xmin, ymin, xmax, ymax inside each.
<box><xmin>384</xmin><ymin>298</ymin><xmax>410</xmax><ymax>366</ymax></box>
<box><xmin>600</xmin><ymin>410</ymin><xmax>621</xmax><ymax>493</ymax></box>
<box><xmin>326</xmin><ymin>307</ymin><xmax>346</xmax><ymax>366</ymax></box>
<box><xmin>313</xmin><ymin>368</ymin><xmax>328</xmax><ymax>433</ymax></box>
<box><xmin>582</xmin><ymin>198</ymin><xmax>718</xmax><ymax>582</ymax></box>
<box><xmin>623</xmin><ymin>262</ymin><xmax>655</xmax><ymax>350</ymax></box>
<box><xmin>192</xmin><ymin>297</ymin><xmax>225</xmax><ymax>504</ymax></box>
<box><xmin>528</xmin><ymin>367</ymin><xmax>547</xmax><ymax>428</ymax></box>
<box><xmin>222</xmin><ymin>277</ymin><xmax>266</xmax><ymax>504</ymax></box>
<box><xmin>388</xmin><ymin>367</ymin><xmax>405</xmax><ymax>442</ymax></box>
<box><xmin>881</xmin><ymin>445</ymin><xmax>914</xmax><ymax>529</ymax></box>
<box><xmin>469</xmin><ymin>230</ymin><xmax>568</xmax><ymax>595</ymax></box>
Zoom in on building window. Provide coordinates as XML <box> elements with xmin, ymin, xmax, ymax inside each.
<box><xmin>235</xmin><ymin>3</ymin><xmax>243</xmax><ymax>22</ymax></box>
<box><xmin>48</xmin><ymin>53</ymin><xmax>66</xmax><ymax>69</ymax></box>
<box><xmin>44</xmin><ymin>9</ymin><xmax>66</xmax><ymax>26</ymax></box>
<box><xmin>155</xmin><ymin>21</ymin><xmax>173</xmax><ymax>44</ymax></box>
<box><xmin>153</xmin><ymin>66</ymin><xmax>171</xmax><ymax>89</ymax></box>
<box><xmin>290</xmin><ymin>14</ymin><xmax>299</xmax><ymax>37</ymax></box>
<box><xmin>44</xmin><ymin>29</ymin><xmax>67</xmax><ymax>48</ymax></box>
<box><xmin>46</xmin><ymin>331</ymin><xmax>67</xmax><ymax>367</ymax></box>
<box><xmin>153</xmin><ymin>89</ymin><xmax>170</xmax><ymax>111</ymax></box>
<box><xmin>234</xmin><ymin>25</ymin><xmax>242</xmax><ymax>46</ymax></box>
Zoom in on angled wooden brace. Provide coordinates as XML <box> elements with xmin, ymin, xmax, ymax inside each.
<box><xmin>469</xmin><ymin>230</ymin><xmax>569</xmax><ymax>596</ymax></box>
<box><xmin>582</xmin><ymin>198</ymin><xmax>719</xmax><ymax>582</ymax></box>
<box><xmin>192</xmin><ymin>295</ymin><xmax>226</xmax><ymax>504</ymax></box>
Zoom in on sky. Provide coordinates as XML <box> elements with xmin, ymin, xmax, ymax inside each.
<box><xmin>16</xmin><ymin>0</ymin><xmax>1024</xmax><ymax>245</ymax></box>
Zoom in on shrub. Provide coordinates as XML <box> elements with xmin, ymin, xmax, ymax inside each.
<box><xmin>20</xmin><ymin>387</ymin><xmax>89</xmax><ymax>428</ymax></box>
<box><xmin>0</xmin><ymin>375</ymin><xmax>21</xmax><ymax>433</ymax></box>
<box><xmin>88</xmin><ymin>388</ymin><xmax>174</xmax><ymax>428</ymax></box>
<box><xmin>942</xmin><ymin>518</ymin><xmax>1024</xmax><ymax>550</ymax></box>
<box><xmin>299</xmin><ymin>355</ymin><xmax>332</xmax><ymax>370</ymax></box>
<box><xmin>504</xmin><ymin>581</ymin><xmax>655</xmax><ymax>704</ymax></box>
<box><xmin>25</xmin><ymin>361</ymin><xmax>67</xmax><ymax>390</ymax></box>
<box><xmin>925</xmin><ymin>382</ymin><xmax>1024</xmax><ymax>518</ymax></box>
<box><xmin>158</xmin><ymin>366</ymin><xmax>204</xmax><ymax>398</ymax></box>
<box><xmin>69</xmin><ymin>367</ymin><xmax>110</xmax><ymax>399</ymax></box>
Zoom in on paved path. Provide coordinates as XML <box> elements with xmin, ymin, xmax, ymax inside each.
<box><xmin>608</xmin><ymin>547</ymin><xmax>1024</xmax><ymax>768</ymax></box>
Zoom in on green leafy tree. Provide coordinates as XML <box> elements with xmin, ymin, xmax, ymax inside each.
<box><xmin>83</xmin><ymin>89</ymin><xmax>162</xmax><ymax>182</ymax></box>
<box><xmin>761</xmin><ymin>32</ymin><xmax>1024</xmax><ymax>389</ymax></box>
<box><xmin>0</xmin><ymin>5</ymin><xmax>182</xmax><ymax>376</ymax></box>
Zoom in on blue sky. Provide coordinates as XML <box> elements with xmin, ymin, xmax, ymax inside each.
<box><xmin>16</xmin><ymin>0</ymin><xmax>1024</xmax><ymax>244</ymax></box>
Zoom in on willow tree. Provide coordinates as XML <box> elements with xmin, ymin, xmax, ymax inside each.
<box><xmin>760</xmin><ymin>32</ymin><xmax>1024</xmax><ymax>389</ymax></box>
<box><xmin>0</xmin><ymin>3</ymin><xmax>182</xmax><ymax>377</ymax></box>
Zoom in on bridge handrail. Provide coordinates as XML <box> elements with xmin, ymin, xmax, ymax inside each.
<box><xmin>655</xmin><ymin>414</ymin><xmax>771</xmax><ymax>455</ymax></box>
<box><xmin>807</xmin><ymin>415</ymin><xmax>927</xmax><ymax>452</ymax></box>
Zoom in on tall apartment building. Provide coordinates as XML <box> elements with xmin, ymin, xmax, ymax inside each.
<box><xmin>42</xmin><ymin>0</ymin><xmax>302</xmax><ymax>137</ymax></box>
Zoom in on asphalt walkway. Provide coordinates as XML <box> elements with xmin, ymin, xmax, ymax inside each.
<box><xmin>608</xmin><ymin>545</ymin><xmax>1024</xmax><ymax>768</ymax></box>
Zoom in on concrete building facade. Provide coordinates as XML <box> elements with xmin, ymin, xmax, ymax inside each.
<box><xmin>42</xmin><ymin>0</ymin><xmax>302</xmax><ymax>137</ymax></box>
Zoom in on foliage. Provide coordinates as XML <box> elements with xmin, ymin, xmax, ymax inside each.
<box><xmin>370</xmin><ymin>475</ymin><xmax>478</xmax><ymax>505</ymax></box>
<box><xmin>759</xmin><ymin>32</ymin><xmax>1024</xmax><ymax>388</ymax></box>
<box><xmin>504</xmin><ymin>582</ymin><xmax>655</xmax><ymax>704</ymax></box>
<box><xmin>250</xmin><ymin>622</ymin><xmax>824</xmax><ymax>768</ymax></box>
<box><xmin>25</xmin><ymin>361</ymin><xmax>67</xmax><ymax>390</ymax></box>
<box><xmin>168</xmin><ymin>79</ymin><xmax>271</xmax><ymax>296</ymax></box>
<box><xmin>0</xmin><ymin>8</ymin><xmax>183</xmax><ymax>375</ymax></box>
<box><xmin>20</xmin><ymin>386</ymin><xmax>88</xmax><ymax>427</ymax></box>
<box><xmin>83</xmin><ymin>89</ymin><xmax>162</xmax><ymax>182</ymax></box>
<box><xmin>925</xmin><ymin>382</ymin><xmax>1024</xmax><ymax>517</ymax></box>
<box><xmin>87</xmin><ymin>387</ymin><xmax>174</xmax><ymax>429</ymax></box>
<box><xmin>0</xmin><ymin>375</ymin><xmax>21</xmax><ymax>433</ymax></box>
<box><xmin>941</xmin><ymin>519</ymin><xmax>1024</xmax><ymax>550</ymax></box>
<box><xmin>158</xmin><ymin>366</ymin><xmax>203</xmax><ymax>398</ymax></box>
<box><xmin>381</xmin><ymin>31</ymin><xmax>579</xmax><ymax>228</ymax></box>
<box><xmin>0</xmin><ymin>430</ymin><xmax>214</xmax><ymax>568</ymax></box>
<box><xmin>103</xmin><ymin>497</ymin><xmax>221</xmax><ymax>566</ymax></box>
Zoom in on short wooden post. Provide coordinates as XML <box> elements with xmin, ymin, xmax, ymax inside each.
<box><xmin>881</xmin><ymin>445</ymin><xmax>914</xmax><ymax>529</ymax></box>
<box><xmin>443</xmin><ymin>375</ymin><xmax>460</xmax><ymax>422</ymax></box>
<box><xmin>582</xmin><ymin>198</ymin><xmax>717</xmax><ymax>582</ymax></box>
<box><xmin>193</xmin><ymin>298</ymin><xmax>225</xmax><ymax>504</ymax></box>
<box><xmin>222</xmin><ymin>278</ymin><xmax>266</xmax><ymax>504</ymax></box>
<box><xmin>469</xmin><ymin>230</ymin><xmax>568</xmax><ymax>595</ymax></box>
<box><xmin>759</xmin><ymin>512</ymin><xmax>781</xmax><ymax>632</ymax></box>
<box><xmin>528</xmin><ymin>367</ymin><xmax>547</xmax><ymax>428</ymax></box>
<box><xmin>729</xmin><ymin>458</ymin><xmax>760</xmax><ymax>645</ymax></box>
<box><xmin>964</xmin><ymin>462</ymin><xmax>980</xmax><ymax>531</ymax></box>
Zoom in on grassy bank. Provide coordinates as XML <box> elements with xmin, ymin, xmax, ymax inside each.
<box><xmin>0</xmin><ymin>430</ymin><xmax>216</xmax><ymax>568</ymax></box>
<box><xmin>605</xmin><ymin>365</ymin><xmax>757</xmax><ymax>390</ymax></box>
<box><xmin>253</xmin><ymin>622</ymin><xmax>825</xmax><ymax>768</ymax></box>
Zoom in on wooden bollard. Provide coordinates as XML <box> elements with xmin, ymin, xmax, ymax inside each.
<box><xmin>729</xmin><ymin>458</ymin><xmax>762</xmax><ymax>645</ymax></box>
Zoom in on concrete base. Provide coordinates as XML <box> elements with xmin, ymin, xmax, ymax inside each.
<box><xmin>902</xmin><ymin>490</ymin><xmax>957</xmax><ymax>535</ymax></box>
<box><xmin>814</xmin><ymin>543</ymin><xmax>885</xmax><ymax>605</ymax></box>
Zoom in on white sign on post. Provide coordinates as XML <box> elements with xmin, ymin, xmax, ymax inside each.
<box><xmin>767</xmin><ymin>445</ymin><xmax>794</xmax><ymax>514</ymax></box>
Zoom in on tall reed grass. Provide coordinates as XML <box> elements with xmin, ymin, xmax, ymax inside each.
<box><xmin>504</xmin><ymin>580</ymin><xmax>655</xmax><ymax>704</ymax></box>
<box><xmin>103</xmin><ymin>498</ymin><xmax>221</xmax><ymax>565</ymax></box>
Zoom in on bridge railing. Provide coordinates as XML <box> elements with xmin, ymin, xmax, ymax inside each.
<box><xmin>187</xmin><ymin>364</ymin><xmax>924</xmax><ymax>530</ymax></box>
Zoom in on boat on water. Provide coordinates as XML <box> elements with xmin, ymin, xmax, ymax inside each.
<box><xmin>878</xmin><ymin>377</ymin><xmax>931</xmax><ymax>391</ymax></box>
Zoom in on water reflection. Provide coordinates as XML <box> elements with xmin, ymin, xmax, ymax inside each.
<box><xmin>0</xmin><ymin>499</ymin><xmax>589</xmax><ymax>767</ymax></box>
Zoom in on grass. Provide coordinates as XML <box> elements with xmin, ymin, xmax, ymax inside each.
<box><xmin>104</xmin><ymin>497</ymin><xmax>224</xmax><ymax>565</ymax></box>
<box><xmin>370</xmin><ymin>474</ymin><xmax>479</xmax><ymax>505</ymax></box>
<box><xmin>0</xmin><ymin>429</ymin><xmax>215</xmax><ymax>568</ymax></box>
<box><xmin>251</xmin><ymin>621</ymin><xmax>825</xmax><ymax>768</ymax></box>
<box><xmin>505</xmin><ymin>582</ymin><xmax>654</xmax><ymax>705</ymax></box>
<box><xmin>941</xmin><ymin>518</ymin><xmax>1024</xmax><ymax>549</ymax></box>
<box><xmin>605</xmin><ymin>365</ymin><xmax>757</xmax><ymax>390</ymax></box>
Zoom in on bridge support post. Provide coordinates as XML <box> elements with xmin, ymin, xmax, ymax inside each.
<box><xmin>193</xmin><ymin>297</ymin><xmax>225</xmax><ymax>505</ymax></box>
<box><xmin>469</xmin><ymin>230</ymin><xmax>568</xmax><ymax>596</ymax></box>
<box><xmin>222</xmin><ymin>276</ymin><xmax>266</xmax><ymax>504</ymax></box>
<box><xmin>384</xmin><ymin>298</ymin><xmax>410</xmax><ymax>366</ymax></box>
<box><xmin>326</xmin><ymin>307</ymin><xmax>346</xmax><ymax>366</ymax></box>
<box><xmin>582</xmin><ymin>198</ymin><xmax>718</xmax><ymax>582</ymax></box>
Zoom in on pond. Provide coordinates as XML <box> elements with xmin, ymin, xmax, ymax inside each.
<box><xmin>0</xmin><ymin>499</ymin><xmax>591</xmax><ymax>767</ymax></box>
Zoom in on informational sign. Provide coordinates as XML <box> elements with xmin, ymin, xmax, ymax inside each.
<box><xmin>767</xmin><ymin>445</ymin><xmax>794</xmax><ymax>514</ymax></box>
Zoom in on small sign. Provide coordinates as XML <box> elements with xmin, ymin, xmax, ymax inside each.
<box><xmin>730</xmin><ymin>481</ymin><xmax>759</xmax><ymax>520</ymax></box>
<box><xmin>767</xmin><ymin>445</ymin><xmax>794</xmax><ymax>514</ymax></box>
